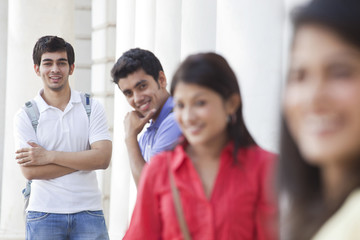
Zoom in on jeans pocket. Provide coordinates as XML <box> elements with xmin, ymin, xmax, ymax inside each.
<box><xmin>27</xmin><ymin>211</ymin><xmax>50</xmax><ymax>222</ymax></box>
<box><xmin>85</xmin><ymin>210</ymin><xmax>104</xmax><ymax>217</ymax></box>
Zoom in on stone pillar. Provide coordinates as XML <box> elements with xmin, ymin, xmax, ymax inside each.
<box><xmin>0</xmin><ymin>1</ymin><xmax>74</xmax><ymax>238</ymax></box>
<box><xmin>108</xmin><ymin>1</ymin><xmax>135</xmax><ymax>238</ymax></box>
<box><xmin>181</xmin><ymin>0</ymin><xmax>217</xmax><ymax>59</ymax></box>
<box><xmin>91</xmin><ymin>0</ymin><xmax>116</xmax><ymax>226</ymax></box>
<box><xmin>0</xmin><ymin>0</ymin><xmax>8</xmax><ymax>229</ymax></box>
<box><xmin>134</xmin><ymin>0</ymin><xmax>156</xmax><ymax>50</ymax></box>
<box><xmin>72</xmin><ymin>0</ymin><xmax>92</xmax><ymax>93</ymax></box>
<box><xmin>216</xmin><ymin>0</ymin><xmax>285</xmax><ymax>152</ymax></box>
<box><xmin>154</xmin><ymin>0</ymin><xmax>182</xmax><ymax>83</ymax></box>
<box><xmin>131</xmin><ymin>1</ymin><xmax>158</xmax><ymax>229</ymax></box>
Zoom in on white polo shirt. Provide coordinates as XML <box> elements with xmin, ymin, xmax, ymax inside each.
<box><xmin>14</xmin><ymin>89</ymin><xmax>111</xmax><ymax>213</ymax></box>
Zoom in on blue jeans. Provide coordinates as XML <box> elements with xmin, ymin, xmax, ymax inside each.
<box><xmin>26</xmin><ymin>211</ymin><xmax>109</xmax><ymax>240</ymax></box>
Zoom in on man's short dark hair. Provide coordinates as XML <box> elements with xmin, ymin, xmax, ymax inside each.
<box><xmin>32</xmin><ymin>36</ymin><xmax>75</xmax><ymax>66</ymax></box>
<box><xmin>111</xmin><ymin>48</ymin><xmax>164</xmax><ymax>85</ymax></box>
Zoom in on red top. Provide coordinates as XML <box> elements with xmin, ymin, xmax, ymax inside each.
<box><xmin>124</xmin><ymin>141</ymin><xmax>278</xmax><ymax>240</ymax></box>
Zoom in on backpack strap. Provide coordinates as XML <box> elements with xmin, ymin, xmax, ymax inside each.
<box><xmin>23</xmin><ymin>100</ymin><xmax>40</xmax><ymax>133</ymax></box>
<box><xmin>22</xmin><ymin>101</ymin><xmax>39</xmax><ymax>214</ymax></box>
<box><xmin>80</xmin><ymin>93</ymin><xmax>91</xmax><ymax>121</ymax></box>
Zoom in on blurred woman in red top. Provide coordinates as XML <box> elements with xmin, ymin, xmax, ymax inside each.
<box><xmin>123</xmin><ymin>53</ymin><xmax>277</xmax><ymax>240</ymax></box>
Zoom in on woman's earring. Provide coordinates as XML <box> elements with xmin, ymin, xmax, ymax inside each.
<box><xmin>227</xmin><ymin>113</ymin><xmax>237</xmax><ymax>125</ymax></box>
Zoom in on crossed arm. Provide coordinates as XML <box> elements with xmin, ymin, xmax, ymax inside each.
<box><xmin>16</xmin><ymin>140</ymin><xmax>112</xmax><ymax>180</ymax></box>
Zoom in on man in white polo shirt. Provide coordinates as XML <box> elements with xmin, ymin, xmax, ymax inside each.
<box><xmin>14</xmin><ymin>35</ymin><xmax>112</xmax><ymax>240</ymax></box>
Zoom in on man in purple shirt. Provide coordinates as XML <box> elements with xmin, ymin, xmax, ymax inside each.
<box><xmin>111</xmin><ymin>48</ymin><xmax>182</xmax><ymax>187</ymax></box>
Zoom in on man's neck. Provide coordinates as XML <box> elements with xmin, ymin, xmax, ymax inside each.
<box><xmin>152</xmin><ymin>93</ymin><xmax>170</xmax><ymax>122</ymax></box>
<box><xmin>41</xmin><ymin>86</ymin><xmax>71</xmax><ymax>111</ymax></box>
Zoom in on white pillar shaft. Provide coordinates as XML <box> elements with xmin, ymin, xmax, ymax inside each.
<box><xmin>115</xmin><ymin>0</ymin><xmax>136</xmax><ymax>56</ymax></box>
<box><xmin>135</xmin><ymin>0</ymin><xmax>156</xmax><ymax>50</ymax></box>
<box><xmin>108</xmin><ymin>0</ymin><xmax>136</xmax><ymax>238</ymax></box>
<box><xmin>216</xmin><ymin>0</ymin><xmax>284</xmax><ymax>152</ymax></box>
<box><xmin>181</xmin><ymin>0</ymin><xmax>217</xmax><ymax>59</ymax></box>
<box><xmin>1</xmin><ymin>1</ymin><xmax>74</xmax><ymax>237</ymax></box>
<box><xmin>155</xmin><ymin>0</ymin><xmax>182</xmax><ymax>83</ymax></box>
<box><xmin>0</xmin><ymin>0</ymin><xmax>8</xmax><ymax>223</ymax></box>
<box><xmin>91</xmin><ymin>0</ymin><xmax>116</xmax><ymax>226</ymax></box>
<box><xmin>72</xmin><ymin>0</ymin><xmax>92</xmax><ymax>93</ymax></box>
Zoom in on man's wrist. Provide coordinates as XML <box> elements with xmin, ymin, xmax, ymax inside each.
<box><xmin>125</xmin><ymin>134</ymin><xmax>137</xmax><ymax>144</ymax></box>
<box><xmin>125</xmin><ymin>133</ymin><xmax>137</xmax><ymax>142</ymax></box>
<box><xmin>49</xmin><ymin>151</ymin><xmax>57</xmax><ymax>164</ymax></box>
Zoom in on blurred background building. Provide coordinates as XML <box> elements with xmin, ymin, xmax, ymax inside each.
<box><xmin>0</xmin><ymin>0</ymin><xmax>308</xmax><ymax>239</ymax></box>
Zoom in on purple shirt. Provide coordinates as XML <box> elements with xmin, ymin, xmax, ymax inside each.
<box><xmin>138</xmin><ymin>96</ymin><xmax>182</xmax><ymax>162</ymax></box>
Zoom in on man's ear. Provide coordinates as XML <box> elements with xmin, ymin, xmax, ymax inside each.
<box><xmin>158</xmin><ymin>71</ymin><xmax>167</xmax><ymax>88</ymax></box>
<box><xmin>225</xmin><ymin>94</ymin><xmax>241</xmax><ymax>115</ymax></box>
<box><xmin>69</xmin><ymin>64</ymin><xmax>75</xmax><ymax>75</ymax></box>
<box><xmin>34</xmin><ymin>64</ymin><xmax>41</xmax><ymax>76</ymax></box>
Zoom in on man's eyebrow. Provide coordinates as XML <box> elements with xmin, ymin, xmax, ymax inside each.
<box><xmin>42</xmin><ymin>58</ymin><xmax>68</xmax><ymax>62</ymax></box>
<box><xmin>42</xmin><ymin>58</ymin><xmax>53</xmax><ymax>62</ymax></box>
<box><xmin>122</xmin><ymin>89</ymin><xmax>131</xmax><ymax>95</ymax></box>
<box><xmin>121</xmin><ymin>79</ymin><xmax>147</xmax><ymax>94</ymax></box>
<box><xmin>134</xmin><ymin>79</ymin><xmax>147</xmax><ymax>88</ymax></box>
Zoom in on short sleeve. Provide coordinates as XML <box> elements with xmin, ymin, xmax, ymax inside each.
<box><xmin>88</xmin><ymin>99</ymin><xmax>111</xmax><ymax>144</ymax></box>
<box><xmin>13</xmin><ymin>108</ymin><xmax>38</xmax><ymax>150</ymax></box>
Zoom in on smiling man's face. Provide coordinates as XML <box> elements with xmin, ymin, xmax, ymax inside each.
<box><xmin>118</xmin><ymin>68</ymin><xmax>169</xmax><ymax>120</ymax></box>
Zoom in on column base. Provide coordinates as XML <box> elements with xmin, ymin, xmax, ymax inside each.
<box><xmin>0</xmin><ymin>232</ymin><xmax>25</xmax><ymax>240</ymax></box>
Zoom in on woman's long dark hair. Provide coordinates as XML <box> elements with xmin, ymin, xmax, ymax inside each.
<box><xmin>278</xmin><ymin>0</ymin><xmax>360</xmax><ymax>239</ymax></box>
<box><xmin>170</xmin><ymin>53</ymin><xmax>256</xmax><ymax>158</ymax></box>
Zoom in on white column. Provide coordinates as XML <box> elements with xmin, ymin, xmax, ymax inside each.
<box><xmin>0</xmin><ymin>1</ymin><xmax>74</xmax><ymax>238</ymax></box>
<box><xmin>155</xmin><ymin>0</ymin><xmax>182</xmax><ymax>83</ymax></box>
<box><xmin>134</xmin><ymin>0</ymin><xmax>156</xmax><ymax>50</ymax></box>
<box><xmin>0</xmin><ymin>0</ymin><xmax>8</xmax><ymax>225</ymax></box>
<box><xmin>91</xmin><ymin>0</ymin><xmax>116</xmax><ymax>226</ymax></box>
<box><xmin>181</xmin><ymin>0</ymin><xmax>217</xmax><ymax>59</ymax></box>
<box><xmin>72</xmin><ymin>0</ymin><xmax>92</xmax><ymax>93</ymax></box>
<box><xmin>216</xmin><ymin>0</ymin><xmax>285</xmax><ymax>153</ymax></box>
<box><xmin>108</xmin><ymin>1</ymin><xmax>135</xmax><ymax>238</ymax></box>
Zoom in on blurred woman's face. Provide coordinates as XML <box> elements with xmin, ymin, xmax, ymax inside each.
<box><xmin>284</xmin><ymin>24</ymin><xmax>360</xmax><ymax>166</ymax></box>
<box><xmin>173</xmin><ymin>82</ymin><xmax>235</xmax><ymax>147</ymax></box>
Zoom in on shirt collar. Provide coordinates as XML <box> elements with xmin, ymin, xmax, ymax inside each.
<box><xmin>34</xmin><ymin>89</ymin><xmax>50</xmax><ymax>113</ymax></box>
<box><xmin>149</xmin><ymin>96</ymin><xmax>174</xmax><ymax>129</ymax></box>
<box><xmin>172</xmin><ymin>139</ymin><xmax>235</xmax><ymax>171</ymax></box>
<box><xmin>34</xmin><ymin>88</ymin><xmax>80</xmax><ymax>113</ymax></box>
<box><xmin>69</xmin><ymin>89</ymin><xmax>82</xmax><ymax>104</ymax></box>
